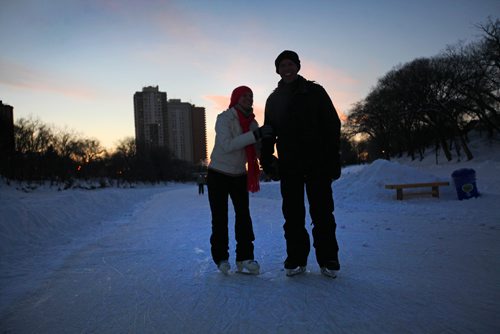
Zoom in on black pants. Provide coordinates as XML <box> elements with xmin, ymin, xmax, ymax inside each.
<box><xmin>207</xmin><ymin>169</ymin><xmax>255</xmax><ymax>264</ymax></box>
<box><xmin>198</xmin><ymin>184</ymin><xmax>204</xmax><ymax>194</ymax></box>
<box><xmin>280</xmin><ymin>173</ymin><xmax>338</xmax><ymax>267</ymax></box>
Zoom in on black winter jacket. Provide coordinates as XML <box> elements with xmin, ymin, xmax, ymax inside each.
<box><xmin>261</xmin><ymin>75</ymin><xmax>341</xmax><ymax>179</ymax></box>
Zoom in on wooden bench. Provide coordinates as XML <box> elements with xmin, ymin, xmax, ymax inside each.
<box><xmin>385</xmin><ymin>182</ymin><xmax>450</xmax><ymax>200</ymax></box>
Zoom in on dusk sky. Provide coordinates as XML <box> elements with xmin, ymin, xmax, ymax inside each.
<box><xmin>1</xmin><ymin>0</ymin><xmax>498</xmax><ymax>152</ymax></box>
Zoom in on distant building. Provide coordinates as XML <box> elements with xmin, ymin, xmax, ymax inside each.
<box><xmin>0</xmin><ymin>100</ymin><xmax>15</xmax><ymax>155</ymax></box>
<box><xmin>167</xmin><ymin>99</ymin><xmax>207</xmax><ymax>164</ymax></box>
<box><xmin>191</xmin><ymin>106</ymin><xmax>207</xmax><ymax>165</ymax></box>
<box><xmin>167</xmin><ymin>99</ymin><xmax>193</xmax><ymax>162</ymax></box>
<box><xmin>133</xmin><ymin>86</ymin><xmax>169</xmax><ymax>154</ymax></box>
<box><xmin>133</xmin><ymin>86</ymin><xmax>207</xmax><ymax>164</ymax></box>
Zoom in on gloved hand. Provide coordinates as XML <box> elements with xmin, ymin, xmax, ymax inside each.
<box><xmin>267</xmin><ymin>168</ymin><xmax>280</xmax><ymax>181</ymax></box>
<box><xmin>262</xmin><ymin>155</ymin><xmax>280</xmax><ymax>181</ymax></box>
<box><xmin>253</xmin><ymin>124</ymin><xmax>273</xmax><ymax>141</ymax></box>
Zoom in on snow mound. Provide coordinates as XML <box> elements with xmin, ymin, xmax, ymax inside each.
<box><xmin>255</xmin><ymin>159</ymin><xmax>449</xmax><ymax>203</ymax></box>
<box><xmin>0</xmin><ymin>186</ymin><xmax>170</xmax><ymax>255</ymax></box>
<box><xmin>335</xmin><ymin>159</ymin><xmax>449</xmax><ymax>201</ymax></box>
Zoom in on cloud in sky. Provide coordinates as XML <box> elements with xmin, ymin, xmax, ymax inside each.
<box><xmin>0</xmin><ymin>58</ymin><xmax>99</xmax><ymax>100</ymax></box>
<box><xmin>153</xmin><ymin>8</ymin><xmax>205</xmax><ymax>46</ymax></box>
<box><xmin>299</xmin><ymin>60</ymin><xmax>360</xmax><ymax>121</ymax></box>
<box><xmin>203</xmin><ymin>95</ymin><xmax>228</xmax><ymax>114</ymax></box>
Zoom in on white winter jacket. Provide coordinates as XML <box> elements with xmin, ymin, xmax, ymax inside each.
<box><xmin>209</xmin><ymin>107</ymin><xmax>259</xmax><ymax>176</ymax></box>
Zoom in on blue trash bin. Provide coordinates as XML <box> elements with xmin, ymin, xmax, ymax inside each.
<box><xmin>451</xmin><ymin>168</ymin><xmax>479</xmax><ymax>200</ymax></box>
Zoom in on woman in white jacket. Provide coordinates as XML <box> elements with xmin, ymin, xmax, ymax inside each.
<box><xmin>208</xmin><ymin>86</ymin><xmax>272</xmax><ymax>275</ymax></box>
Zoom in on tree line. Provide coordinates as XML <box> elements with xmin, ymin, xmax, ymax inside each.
<box><xmin>1</xmin><ymin>117</ymin><xmax>200</xmax><ymax>186</ymax></box>
<box><xmin>343</xmin><ymin>18</ymin><xmax>499</xmax><ymax>163</ymax></box>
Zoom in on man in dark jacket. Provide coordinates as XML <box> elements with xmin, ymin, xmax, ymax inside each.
<box><xmin>261</xmin><ymin>50</ymin><xmax>341</xmax><ymax>278</ymax></box>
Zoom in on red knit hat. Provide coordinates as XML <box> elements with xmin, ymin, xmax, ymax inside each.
<box><xmin>229</xmin><ymin>86</ymin><xmax>253</xmax><ymax>108</ymax></box>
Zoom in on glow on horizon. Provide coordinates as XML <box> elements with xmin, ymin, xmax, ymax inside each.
<box><xmin>1</xmin><ymin>0</ymin><xmax>498</xmax><ymax>154</ymax></box>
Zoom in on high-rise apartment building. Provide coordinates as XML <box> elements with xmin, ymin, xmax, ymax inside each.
<box><xmin>191</xmin><ymin>106</ymin><xmax>207</xmax><ymax>165</ymax></box>
<box><xmin>167</xmin><ymin>99</ymin><xmax>193</xmax><ymax>162</ymax></box>
<box><xmin>167</xmin><ymin>99</ymin><xmax>207</xmax><ymax>164</ymax></box>
<box><xmin>133</xmin><ymin>86</ymin><xmax>169</xmax><ymax>153</ymax></box>
<box><xmin>133</xmin><ymin>86</ymin><xmax>207</xmax><ymax>164</ymax></box>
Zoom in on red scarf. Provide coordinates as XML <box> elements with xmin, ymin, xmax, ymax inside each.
<box><xmin>236</xmin><ymin>109</ymin><xmax>260</xmax><ymax>193</ymax></box>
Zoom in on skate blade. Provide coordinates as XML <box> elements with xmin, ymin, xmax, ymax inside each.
<box><xmin>286</xmin><ymin>267</ymin><xmax>306</xmax><ymax>277</ymax></box>
<box><xmin>320</xmin><ymin>268</ymin><xmax>337</xmax><ymax>278</ymax></box>
<box><xmin>236</xmin><ymin>269</ymin><xmax>260</xmax><ymax>275</ymax></box>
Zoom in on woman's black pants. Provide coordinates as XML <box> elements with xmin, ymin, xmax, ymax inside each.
<box><xmin>207</xmin><ymin>169</ymin><xmax>255</xmax><ymax>265</ymax></box>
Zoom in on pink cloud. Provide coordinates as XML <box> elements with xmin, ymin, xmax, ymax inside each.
<box><xmin>0</xmin><ymin>58</ymin><xmax>98</xmax><ymax>100</ymax></box>
<box><xmin>300</xmin><ymin>61</ymin><xmax>360</xmax><ymax>120</ymax></box>
<box><xmin>204</xmin><ymin>95</ymin><xmax>228</xmax><ymax>112</ymax></box>
<box><xmin>152</xmin><ymin>4</ymin><xmax>210</xmax><ymax>50</ymax></box>
<box><xmin>303</xmin><ymin>62</ymin><xmax>358</xmax><ymax>87</ymax></box>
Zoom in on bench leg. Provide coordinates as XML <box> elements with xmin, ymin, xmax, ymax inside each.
<box><xmin>432</xmin><ymin>186</ymin><xmax>439</xmax><ymax>198</ymax></box>
<box><xmin>396</xmin><ymin>189</ymin><xmax>403</xmax><ymax>200</ymax></box>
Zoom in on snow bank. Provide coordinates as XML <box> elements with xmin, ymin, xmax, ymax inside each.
<box><xmin>334</xmin><ymin>159</ymin><xmax>449</xmax><ymax>201</ymax></box>
<box><xmin>0</xmin><ymin>184</ymin><xmax>176</xmax><ymax>255</ymax></box>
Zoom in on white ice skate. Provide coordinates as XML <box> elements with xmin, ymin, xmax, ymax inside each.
<box><xmin>320</xmin><ymin>267</ymin><xmax>337</xmax><ymax>278</ymax></box>
<box><xmin>236</xmin><ymin>260</ymin><xmax>260</xmax><ymax>275</ymax></box>
<box><xmin>286</xmin><ymin>266</ymin><xmax>306</xmax><ymax>277</ymax></box>
<box><xmin>217</xmin><ymin>260</ymin><xmax>230</xmax><ymax>275</ymax></box>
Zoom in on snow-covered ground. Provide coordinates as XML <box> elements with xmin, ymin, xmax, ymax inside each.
<box><xmin>1</xmin><ymin>136</ymin><xmax>499</xmax><ymax>333</ymax></box>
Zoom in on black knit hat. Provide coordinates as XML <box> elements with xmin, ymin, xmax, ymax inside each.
<box><xmin>275</xmin><ymin>50</ymin><xmax>301</xmax><ymax>73</ymax></box>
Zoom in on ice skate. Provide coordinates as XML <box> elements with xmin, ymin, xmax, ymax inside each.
<box><xmin>320</xmin><ymin>267</ymin><xmax>337</xmax><ymax>278</ymax></box>
<box><xmin>286</xmin><ymin>266</ymin><xmax>306</xmax><ymax>277</ymax></box>
<box><xmin>236</xmin><ymin>260</ymin><xmax>260</xmax><ymax>275</ymax></box>
<box><xmin>217</xmin><ymin>260</ymin><xmax>230</xmax><ymax>275</ymax></box>
<box><xmin>320</xmin><ymin>259</ymin><xmax>339</xmax><ymax>278</ymax></box>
